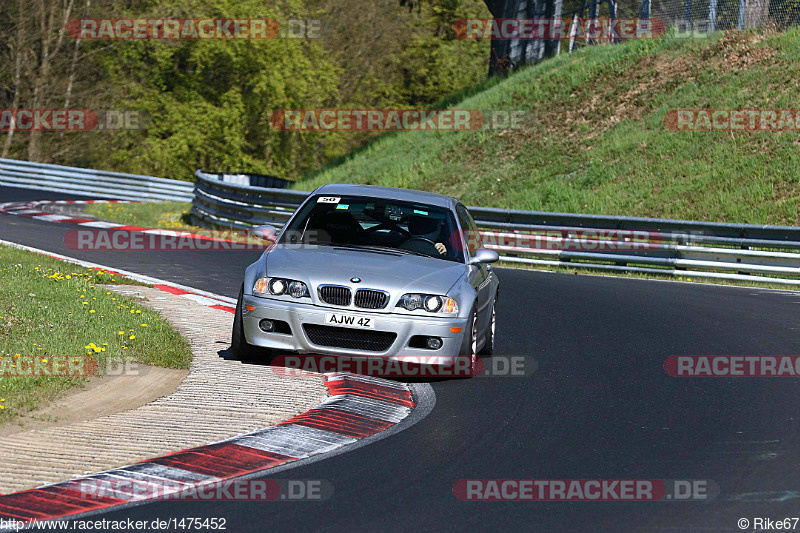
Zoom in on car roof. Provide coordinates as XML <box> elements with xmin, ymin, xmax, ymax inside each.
<box><xmin>311</xmin><ymin>184</ymin><xmax>458</xmax><ymax>209</ymax></box>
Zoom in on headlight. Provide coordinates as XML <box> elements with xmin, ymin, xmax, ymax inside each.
<box><xmin>253</xmin><ymin>277</ymin><xmax>309</xmax><ymax>298</ymax></box>
<box><xmin>288</xmin><ymin>280</ymin><xmax>310</xmax><ymax>298</ymax></box>
<box><xmin>424</xmin><ymin>295</ymin><xmax>442</xmax><ymax>312</ymax></box>
<box><xmin>270</xmin><ymin>278</ymin><xmax>286</xmax><ymax>295</ymax></box>
<box><xmin>397</xmin><ymin>293</ymin><xmax>458</xmax><ymax>314</ymax></box>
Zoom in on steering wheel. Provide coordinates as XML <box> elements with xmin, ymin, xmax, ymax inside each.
<box><xmin>401</xmin><ymin>236</ymin><xmax>439</xmax><ymax>256</ymax></box>
<box><xmin>364</xmin><ymin>221</ymin><xmax>410</xmax><ymax>237</ymax></box>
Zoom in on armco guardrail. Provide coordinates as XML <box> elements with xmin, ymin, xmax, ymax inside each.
<box><xmin>192</xmin><ymin>170</ymin><xmax>308</xmax><ymax>228</ymax></box>
<box><xmin>192</xmin><ymin>171</ymin><xmax>800</xmax><ymax>286</ymax></box>
<box><xmin>8</xmin><ymin>160</ymin><xmax>796</xmax><ymax>286</ymax></box>
<box><xmin>0</xmin><ymin>158</ymin><xmax>193</xmax><ymax>201</ymax></box>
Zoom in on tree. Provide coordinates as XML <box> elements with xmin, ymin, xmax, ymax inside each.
<box><xmin>402</xmin><ymin>0</ymin><xmax>563</xmax><ymax>76</ymax></box>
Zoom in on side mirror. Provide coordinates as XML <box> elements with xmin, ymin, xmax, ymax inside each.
<box><xmin>470</xmin><ymin>248</ymin><xmax>499</xmax><ymax>265</ymax></box>
<box><xmin>252</xmin><ymin>224</ymin><xmax>278</xmax><ymax>242</ymax></box>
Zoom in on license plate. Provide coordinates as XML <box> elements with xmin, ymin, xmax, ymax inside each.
<box><xmin>325</xmin><ymin>313</ymin><xmax>375</xmax><ymax>329</ymax></box>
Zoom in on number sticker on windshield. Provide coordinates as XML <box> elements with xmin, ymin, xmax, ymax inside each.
<box><xmin>318</xmin><ymin>196</ymin><xmax>340</xmax><ymax>203</ymax></box>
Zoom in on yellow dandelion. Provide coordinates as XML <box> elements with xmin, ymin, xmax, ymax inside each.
<box><xmin>129</xmin><ymin>335</ymin><xmax>135</xmax><ymax>340</ymax></box>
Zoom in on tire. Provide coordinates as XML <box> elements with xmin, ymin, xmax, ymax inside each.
<box><xmin>232</xmin><ymin>285</ymin><xmax>260</xmax><ymax>362</ymax></box>
<box><xmin>478</xmin><ymin>294</ymin><xmax>497</xmax><ymax>357</ymax></box>
<box><xmin>459</xmin><ymin>304</ymin><xmax>479</xmax><ymax>377</ymax></box>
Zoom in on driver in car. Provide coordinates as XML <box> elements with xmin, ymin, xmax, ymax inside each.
<box><xmin>406</xmin><ymin>214</ymin><xmax>448</xmax><ymax>255</ymax></box>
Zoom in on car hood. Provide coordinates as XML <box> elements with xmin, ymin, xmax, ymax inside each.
<box><xmin>263</xmin><ymin>245</ymin><xmax>466</xmax><ymax>294</ymax></box>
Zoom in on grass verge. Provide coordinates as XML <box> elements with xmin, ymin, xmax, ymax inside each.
<box><xmin>294</xmin><ymin>28</ymin><xmax>800</xmax><ymax>226</ymax></box>
<box><xmin>0</xmin><ymin>244</ymin><xmax>192</xmax><ymax>424</ymax></box>
<box><xmin>84</xmin><ymin>201</ymin><xmax>255</xmax><ymax>242</ymax></box>
<box><xmin>85</xmin><ymin>201</ymin><xmax>194</xmax><ymax>231</ymax></box>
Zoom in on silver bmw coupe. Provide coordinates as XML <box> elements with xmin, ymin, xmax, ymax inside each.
<box><xmin>232</xmin><ymin>184</ymin><xmax>499</xmax><ymax>370</ymax></box>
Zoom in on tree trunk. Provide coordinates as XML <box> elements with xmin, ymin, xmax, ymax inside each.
<box><xmin>27</xmin><ymin>0</ymin><xmax>74</xmax><ymax>162</ymax></box>
<box><xmin>639</xmin><ymin>0</ymin><xmax>651</xmax><ymax>20</ymax></box>
<box><xmin>736</xmin><ymin>0</ymin><xmax>746</xmax><ymax>28</ymax></box>
<box><xmin>544</xmin><ymin>0</ymin><xmax>563</xmax><ymax>56</ymax></box>
<box><xmin>744</xmin><ymin>0</ymin><xmax>770</xmax><ymax>27</ymax></box>
<box><xmin>61</xmin><ymin>0</ymin><xmax>90</xmax><ymax>140</ymax></box>
<box><xmin>707</xmin><ymin>0</ymin><xmax>718</xmax><ymax>32</ymax></box>
<box><xmin>2</xmin><ymin>0</ymin><xmax>25</xmax><ymax>159</ymax></box>
<box><xmin>487</xmin><ymin>0</ymin><xmax>558</xmax><ymax>76</ymax></box>
<box><xmin>587</xmin><ymin>0</ymin><xmax>599</xmax><ymax>45</ymax></box>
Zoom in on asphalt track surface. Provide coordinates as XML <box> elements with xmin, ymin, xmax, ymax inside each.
<box><xmin>2</xmin><ymin>185</ymin><xmax>800</xmax><ymax>532</ymax></box>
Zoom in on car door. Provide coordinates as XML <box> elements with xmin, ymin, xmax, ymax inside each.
<box><xmin>456</xmin><ymin>204</ymin><xmax>493</xmax><ymax>338</ymax></box>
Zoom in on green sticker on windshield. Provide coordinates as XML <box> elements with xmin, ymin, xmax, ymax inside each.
<box><xmin>413</xmin><ymin>209</ymin><xmax>428</xmax><ymax>215</ymax></box>
<box><xmin>336</xmin><ymin>204</ymin><xmax>350</xmax><ymax>210</ymax></box>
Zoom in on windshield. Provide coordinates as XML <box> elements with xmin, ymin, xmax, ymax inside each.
<box><xmin>279</xmin><ymin>195</ymin><xmax>463</xmax><ymax>262</ymax></box>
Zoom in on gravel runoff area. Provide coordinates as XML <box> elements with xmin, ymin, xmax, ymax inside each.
<box><xmin>0</xmin><ymin>285</ymin><xmax>328</xmax><ymax>494</ymax></box>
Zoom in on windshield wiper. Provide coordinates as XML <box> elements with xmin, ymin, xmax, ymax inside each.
<box><xmin>349</xmin><ymin>244</ymin><xmax>433</xmax><ymax>258</ymax></box>
<box><xmin>307</xmin><ymin>242</ymin><xmax>434</xmax><ymax>258</ymax></box>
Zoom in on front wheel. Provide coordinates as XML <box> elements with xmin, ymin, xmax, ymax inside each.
<box><xmin>478</xmin><ymin>296</ymin><xmax>496</xmax><ymax>357</ymax></box>
<box><xmin>459</xmin><ymin>305</ymin><xmax>480</xmax><ymax>377</ymax></box>
<box><xmin>232</xmin><ymin>285</ymin><xmax>260</xmax><ymax>362</ymax></box>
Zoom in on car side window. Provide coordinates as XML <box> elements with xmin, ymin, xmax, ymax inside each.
<box><xmin>456</xmin><ymin>204</ymin><xmax>481</xmax><ymax>255</ymax></box>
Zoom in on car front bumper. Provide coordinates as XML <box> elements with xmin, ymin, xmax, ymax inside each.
<box><xmin>242</xmin><ymin>294</ymin><xmax>468</xmax><ymax>357</ymax></box>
